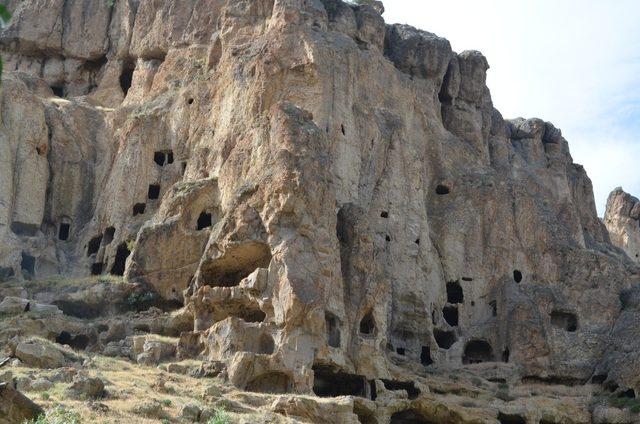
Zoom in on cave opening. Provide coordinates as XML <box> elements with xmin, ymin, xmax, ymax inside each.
<box><xmin>103</xmin><ymin>226</ymin><xmax>116</xmax><ymax>245</ymax></box>
<box><xmin>87</xmin><ymin>234</ymin><xmax>103</xmax><ymax>256</ymax></box>
<box><xmin>446</xmin><ymin>281</ymin><xmax>463</xmax><ymax>304</ymax></box>
<box><xmin>381</xmin><ymin>379</ymin><xmax>420</xmax><ymax>400</ymax></box>
<box><xmin>502</xmin><ymin>348</ymin><xmax>510</xmax><ymax>363</ymax></box>
<box><xmin>434</xmin><ymin>329</ymin><xmax>455</xmax><ymax>349</ymax></box>
<box><xmin>119</xmin><ymin>63</ymin><xmax>135</xmax><ymax>97</ymax></box>
<box><xmin>91</xmin><ymin>263</ymin><xmax>103</xmax><ymax>275</ymax></box>
<box><xmin>200</xmin><ymin>242</ymin><xmax>271</xmax><ymax>287</ymax></box>
<box><xmin>148</xmin><ymin>184</ymin><xmax>161</xmax><ymax>200</ymax></box>
<box><xmin>133</xmin><ymin>203</ymin><xmax>146</xmax><ymax>216</ymax></box>
<box><xmin>10</xmin><ymin>222</ymin><xmax>39</xmax><ymax>237</ymax></box>
<box><xmin>325</xmin><ymin>312</ymin><xmax>341</xmax><ymax>348</ymax></box>
<box><xmin>462</xmin><ymin>339</ymin><xmax>494</xmax><ymax>364</ymax></box>
<box><xmin>167</xmin><ymin>151</ymin><xmax>174</xmax><ymax>164</ymax></box>
<box><xmin>513</xmin><ymin>270</ymin><xmax>523</xmax><ymax>283</ymax></box>
<box><xmin>550</xmin><ymin>310</ymin><xmax>578</xmax><ymax>332</ymax></box>
<box><xmin>442</xmin><ymin>305</ymin><xmax>459</xmax><ymax>326</ymax></box>
<box><xmin>380</xmin><ymin>211</ymin><xmax>389</xmax><ymax>218</ymax></box>
<box><xmin>359</xmin><ymin>310</ymin><xmax>375</xmax><ymax>335</ymax></box>
<box><xmin>312</xmin><ymin>365</ymin><xmax>367</xmax><ymax>398</ymax></box>
<box><xmin>420</xmin><ymin>346</ymin><xmax>433</xmax><ymax>366</ymax></box>
<box><xmin>58</xmin><ymin>222</ymin><xmax>71</xmax><ymax>241</ymax></box>
<box><xmin>498</xmin><ymin>412</ymin><xmax>527</xmax><ymax>424</ymax></box>
<box><xmin>55</xmin><ymin>331</ymin><xmax>89</xmax><ymax>350</ymax></box>
<box><xmin>20</xmin><ymin>252</ymin><xmax>35</xmax><ymax>277</ymax></box>
<box><xmin>153</xmin><ymin>151</ymin><xmax>166</xmax><ymax>166</ymax></box>
<box><xmin>110</xmin><ymin>242</ymin><xmax>131</xmax><ymax>276</ymax></box>
<box><xmin>435</xmin><ymin>184</ymin><xmax>450</xmax><ymax>195</ymax></box>
<box><xmin>51</xmin><ymin>85</ymin><xmax>65</xmax><ymax>98</ymax></box>
<box><xmin>490</xmin><ymin>300</ymin><xmax>497</xmax><ymax>317</ymax></box>
<box><xmin>592</xmin><ymin>374</ymin><xmax>607</xmax><ymax>384</ymax></box>
<box><xmin>196</xmin><ymin>211</ymin><xmax>212</xmax><ymax>230</ymax></box>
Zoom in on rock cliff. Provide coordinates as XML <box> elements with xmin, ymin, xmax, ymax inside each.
<box><xmin>605</xmin><ymin>188</ymin><xmax>640</xmax><ymax>264</ymax></box>
<box><xmin>1</xmin><ymin>0</ymin><xmax>640</xmax><ymax>422</ymax></box>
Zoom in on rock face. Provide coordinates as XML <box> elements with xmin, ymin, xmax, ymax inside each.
<box><xmin>1</xmin><ymin>0</ymin><xmax>640</xmax><ymax>420</ymax></box>
<box><xmin>605</xmin><ymin>188</ymin><xmax>640</xmax><ymax>263</ymax></box>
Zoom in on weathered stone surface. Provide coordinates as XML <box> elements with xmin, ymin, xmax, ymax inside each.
<box><xmin>605</xmin><ymin>188</ymin><xmax>640</xmax><ymax>263</ymax></box>
<box><xmin>67</xmin><ymin>375</ymin><xmax>105</xmax><ymax>399</ymax></box>
<box><xmin>15</xmin><ymin>339</ymin><xmax>72</xmax><ymax>369</ymax></box>
<box><xmin>1</xmin><ymin>0</ymin><xmax>640</xmax><ymax>420</ymax></box>
<box><xmin>133</xmin><ymin>335</ymin><xmax>177</xmax><ymax>365</ymax></box>
<box><xmin>0</xmin><ymin>297</ymin><xmax>61</xmax><ymax>316</ymax></box>
<box><xmin>0</xmin><ymin>382</ymin><xmax>44</xmax><ymax>424</ymax></box>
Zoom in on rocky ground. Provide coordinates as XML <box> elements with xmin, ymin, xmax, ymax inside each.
<box><xmin>1</xmin><ymin>278</ymin><xmax>640</xmax><ymax>424</ymax></box>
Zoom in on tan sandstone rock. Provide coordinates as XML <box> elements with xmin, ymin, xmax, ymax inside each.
<box><xmin>0</xmin><ymin>382</ymin><xmax>44</xmax><ymax>424</ymax></box>
<box><xmin>605</xmin><ymin>188</ymin><xmax>640</xmax><ymax>264</ymax></box>
<box><xmin>1</xmin><ymin>0</ymin><xmax>640</xmax><ymax>421</ymax></box>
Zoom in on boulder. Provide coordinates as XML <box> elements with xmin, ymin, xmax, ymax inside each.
<box><xmin>133</xmin><ymin>336</ymin><xmax>177</xmax><ymax>366</ymax></box>
<box><xmin>0</xmin><ymin>297</ymin><xmax>61</xmax><ymax>317</ymax></box>
<box><xmin>0</xmin><ymin>382</ymin><xmax>44</xmax><ymax>424</ymax></box>
<box><xmin>67</xmin><ymin>375</ymin><xmax>105</xmax><ymax>399</ymax></box>
<box><xmin>180</xmin><ymin>404</ymin><xmax>202</xmax><ymax>422</ymax></box>
<box><xmin>15</xmin><ymin>339</ymin><xmax>67</xmax><ymax>369</ymax></box>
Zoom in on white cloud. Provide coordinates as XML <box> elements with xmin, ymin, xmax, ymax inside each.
<box><xmin>383</xmin><ymin>0</ymin><xmax>640</xmax><ymax>215</ymax></box>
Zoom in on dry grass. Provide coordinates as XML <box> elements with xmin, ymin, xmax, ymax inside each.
<box><xmin>22</xmin><ymin>275</ymin><xmax>125</xmax><ymax>292</ymax></box>
<box><xmin>13</xmin><ymin>355</ymin><xmax>236</xmax><ymax>423</ymax></box>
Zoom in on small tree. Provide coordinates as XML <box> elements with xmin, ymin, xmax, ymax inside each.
<box><xmin>0</xmin><ymin>3</ymin><xmax>9</xmax><ymax>78</ymax></box>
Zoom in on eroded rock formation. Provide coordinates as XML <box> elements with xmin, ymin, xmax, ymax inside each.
<box><xmin>605</xmin><ymin>188</ymin><xmax>640</xmax><ymax>264</ymax></box>
<box><xmin>1</xmin><ymin>0</ymin><xmax>640</xmax><ymax>422</ymax></box>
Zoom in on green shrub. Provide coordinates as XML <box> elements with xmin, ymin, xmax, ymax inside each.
<box><xmin>126</xmin><ymin>291</ymin><xmax>156</xmax><ymax>309</ymax></box>
<box><xmin>207</xmin><ymin>407</ymin><xmax>230</xmax><ymax>424</ymax></box>
<box><xmin>26</xmin><ymin>406</ymin><xmax>81</xmax><ymax>424</ymax></box>
<box><xmin>609</xmin><ymin>395</ymin><xmax>640</xmax><ymax>412</ymax></box>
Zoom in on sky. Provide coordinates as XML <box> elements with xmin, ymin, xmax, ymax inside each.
<box><xmin>383</xmin><ymin>0</ymin><xmax>640</xmax><ymax>216</ymax></box>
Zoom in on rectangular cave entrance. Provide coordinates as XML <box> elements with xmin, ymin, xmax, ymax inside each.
<box><xmin>148</xmin><ymin>184</ymin><xmax>161</xmax><ymax>200</ymax></box>
<box><xmin>312</xmin><ymin>365</ymin><xmax>367</xmax><ymax>398</ymax></box>
<box><xmin>550</xmin><ymin>310</ymin><xmax>578</xmax><ymax>332</ymax></box>
<box><xmin>153</xmin><ymin>150</ymin><xmax>174</xmax><ymax>166</ymax></box>
<box><xmin>120</xmin><ymin>62</ymin><xmax>135</xmax><ymax>97</ymax></box>
<box><xmin>87</xmin><ymin>234</ymin><xmax>103</xmax><ymax>256</ymax></box>
<box><xmin>110</xmin><ymin>242</ymin><xmax>131</xmax><ymax>276</ymax></box>
<box><xmin>325</xmin><ymin>311</ymin><xmax>341</xmax><ymax>348</ymax></box>
<box><xmin>20</xmin><ymin>252</ymin><xmax>36</xmax><ymax>278</ymax></box>
<box><xmin>381</xmin><ymin>379</ymin><xmax>420</xmax><ymax>399</ymax></box>
<box><xmin>58</xmin><ymin>222</ymin><xmax>71</xmax><ymax>241</ymax></box>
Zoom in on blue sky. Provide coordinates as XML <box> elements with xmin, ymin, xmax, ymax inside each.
<box><xmin>383</xmin><ymin>0</ymin><xmax>640</xmax><ymax>215</ymax></box>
